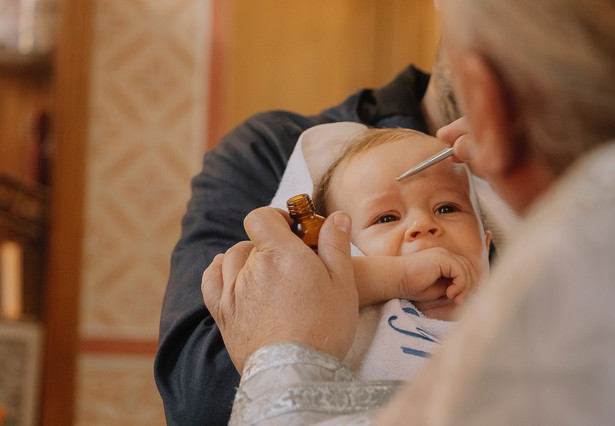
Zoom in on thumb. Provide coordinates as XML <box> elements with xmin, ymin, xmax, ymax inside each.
<box><xmin>318</xmin><ymin>211</ymin><xmax>354</xmax><ymax>283</ymax></box>
<box><xmin>244</xmin><ymin>207</ymin><xmax>297</xmax><ymax>252</ymax></box>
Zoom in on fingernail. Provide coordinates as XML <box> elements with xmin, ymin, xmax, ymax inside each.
<box><xmin>333</xmin><ymin>212</ymin><xmax>351</xmax><ymax>234</ymax></box>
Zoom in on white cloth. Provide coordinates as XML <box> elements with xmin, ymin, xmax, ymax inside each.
<box><xmin>237</xmin><ymin>140</ymin><xmax>615</xmax><ymax>425</ymax></box>
<box><xmin>343</xmin><ymin>299</ymin><xmax>453</xmax><ymax>381</ymax></box>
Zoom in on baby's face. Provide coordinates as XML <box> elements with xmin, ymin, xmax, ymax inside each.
<box><xmin>326</xmin><ymin>135</ymin><xmax>490</xmax><ymax>277</ymax></box>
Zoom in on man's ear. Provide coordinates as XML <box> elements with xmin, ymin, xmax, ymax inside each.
<box><xmin>455</xmin><ymin>53</ymin><xmax>520</xmax><ymax>178</ymax></box>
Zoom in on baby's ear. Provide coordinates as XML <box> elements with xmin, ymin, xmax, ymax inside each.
<box><xmin>486</xmin><ymin>231</ymin><xmax>498</xmax><ymax>264</ymax></box>
<box><xmin>301</xmin><ymin>122</ymin><xmax>367</xmax><ymax>184</ymax></box>
<box><xmin>484</xmin><ymin>230</ymin><xmax>492</xmax><ymax>250</ymax></box>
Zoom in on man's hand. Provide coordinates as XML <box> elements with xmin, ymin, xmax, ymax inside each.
<box><xmin>437</xmin><ymin>116</ymin><xmax>481</xmax><ymax>175</ymax></box>
<box><xmin>201</xmin><ymin>207</ymin><xmax>359</xmax><ymax>373</ymax></box>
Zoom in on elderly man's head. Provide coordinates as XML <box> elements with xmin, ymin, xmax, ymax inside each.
<box><xmin>437</xmin><ymin>0</ymin><xmax>615</xmax><ymax>212</ymax></box>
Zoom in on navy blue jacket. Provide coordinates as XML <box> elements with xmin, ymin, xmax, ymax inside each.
<box><xmin>155</xmin><ymin>66</ymin><xmax>430</xmax><ymax>425</ymax></box>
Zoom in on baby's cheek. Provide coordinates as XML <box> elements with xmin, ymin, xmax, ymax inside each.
<box><xmin>354</xmin><ymin>234</ymin><xmax>399</xmax><ymax>257</ymax></box>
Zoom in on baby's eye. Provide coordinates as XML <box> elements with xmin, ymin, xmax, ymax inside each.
<box><xmin>435</xmin><ymin>204</ymin><xmax>458</xmax><ymax>215</ymax></box>
<box><xmin>376</xmin><ymin>214</ymin><xmax>399</xmax><ymax>224</ymax></box>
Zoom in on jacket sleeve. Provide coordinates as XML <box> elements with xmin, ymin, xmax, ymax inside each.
<box><xmin>154</xmin><ymin>111</ymin><xmax>315</xmax><ymax>425</ymax></box>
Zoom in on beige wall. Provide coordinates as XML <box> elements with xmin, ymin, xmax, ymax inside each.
<box><xmin>216</xmin><ymin>0</ymin><xmax>439</xmax><ymax>140</ymax></box>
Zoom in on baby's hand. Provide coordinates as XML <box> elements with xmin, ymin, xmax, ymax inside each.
<box><xmin>400</xmin><ymin>247</ymin><xmax>479</xmax><ymax>305</ymax></box>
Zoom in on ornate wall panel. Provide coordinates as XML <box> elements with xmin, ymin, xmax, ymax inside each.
<box><xmin>75</xmin><ymin>0</ymin><xmax>211</xmax><ymax>423</ymax></box>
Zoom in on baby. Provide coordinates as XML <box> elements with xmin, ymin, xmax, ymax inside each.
<box><xmin>270</xmin><ymin>124</ymin><xmax>493</xmax><ymax>380</ymax></box>
<box><xmin>306</xmin><ymin>127</ymin><xmax>492</xmax><ymax>380</ymax></box>
<box><xmin>314</xmin><ymin>127</ymin><xmax>491</xmax><ymax>321</ymax></box>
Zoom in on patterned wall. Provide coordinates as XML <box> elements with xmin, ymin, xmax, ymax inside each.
<box><xmin>75</xmin><ymin>0</ymin><xmax>211</xmax><ymax>423</ymax></box>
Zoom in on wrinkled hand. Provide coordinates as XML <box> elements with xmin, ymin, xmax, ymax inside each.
<box><xmin>400</xmin><ymin>247</ymin><xmax>479</xmax><ymax>306</ymax></box>
<box><xmin>201</xmin><ymin>207</ymin><xmax>358</xmax><ymax>373</ymax></box>
<box><xmin>436</xmin><ymin>117</ymin><xmax>481</xmax><ymax>176</ymax></box>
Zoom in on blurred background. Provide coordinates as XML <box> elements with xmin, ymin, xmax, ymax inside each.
<box><xmin>0</xmin><ymin>0</ymin><xmax>438</xmax><ymax>424</ymax></box>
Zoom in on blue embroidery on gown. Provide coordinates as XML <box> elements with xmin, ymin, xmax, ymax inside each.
<box><xmin>402</xmin><ymin>307</ymin><xmax>420</xmax><ymax>316</ymax></box>
<box><xmin>401</xmin><ymin>346</ymin><xmax>430</xmax><ymax>357</ymax></box>
<box><xmin>388</xmin><ymin>307</ymin><xmax>441</xmax><ymax>358</ymax></box>
<box><xmin>387</xmin><ymin>316</ymin><xmax>438</xmax><ymax>342</ymax></box>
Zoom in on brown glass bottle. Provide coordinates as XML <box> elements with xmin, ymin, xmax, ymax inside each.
<box><xmin>286</xmin><ymin>193</ymin><xmax>326</xmax><ymax>253</ymax></box>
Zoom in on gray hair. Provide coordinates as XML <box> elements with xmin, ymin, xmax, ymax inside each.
<box><xmin>442</xmin><ymin>0</ymin><xmax>615</xmax><ymax>175</ymax></box>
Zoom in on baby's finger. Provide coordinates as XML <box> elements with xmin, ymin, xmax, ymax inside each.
<box><xmin>442</xmin><ymin>254</ymin><xmax>474</xmax><ymax>299</ymax></box>
<box><xmin>453</xmin><ymin>292</ymin><xmax>467</xmax><ymax>306</ymax></box>
<box><xmin>410</xmin><ymin>277</ymin><xmax>448</xmax><ymax>302</ymax></box>
<box><xmin>445</xmin><ymin>281</ymin><xmax>463</xmax><ymax>301</ymax></box>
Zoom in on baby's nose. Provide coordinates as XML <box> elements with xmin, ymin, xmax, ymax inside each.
<box><xmin>405</xmin><ymin>215</ymin><xmax>440</xmax><ymax>241</ymax></box>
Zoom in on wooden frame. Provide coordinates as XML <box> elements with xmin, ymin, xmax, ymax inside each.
<box><xmin>40</xmin><ymin>0</ymin><xmax>92</xmax><ymax>424</ymax></box>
